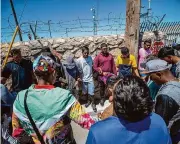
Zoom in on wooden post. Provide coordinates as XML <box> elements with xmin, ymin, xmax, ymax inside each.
<box><xmin>3</xmin><ymin>26</ymin><xmax>19</xmax><ymax>68</ymax></box>
<box><xmin>125</xmin><ymin>0</ymin><xmax>141</xmax><ymax>59</ymax></box>
<box><xmin>9</xmin><ymin>0</ymin><xmax>23</xmax><ymax>41</ymax></box>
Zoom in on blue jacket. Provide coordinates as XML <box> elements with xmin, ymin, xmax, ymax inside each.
<box><xmin>86</xmin><ymin>113</ymin><xmax>171</xmax><ymax>144</ymax></box>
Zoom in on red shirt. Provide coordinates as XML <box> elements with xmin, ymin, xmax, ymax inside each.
<box><xmin>93</xmin><ymin>53</ymin><xmax>117</xmax><ymax>75</ymax></box>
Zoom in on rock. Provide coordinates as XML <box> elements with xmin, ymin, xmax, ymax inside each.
<box><xmin>1</xmin><ymin>35</ymin><xmax>128</xmax><ymax>59</ymax></box>
<box><xmin>71</xmin><ymin>47</ymin><xmax>80</xmax><ymax>53</ymax></box>
<box><xmin>95</xmin><ymin>37</ymin><xmax>106</xmax><ymax>44</ymax></box>
<box><xmin>89</xmin><ymin>43</ymin><xmax>96</xmax><ymax>52</ymax></box>
<box><xmin>142</xmin><ymin>31</ymin><xmax>166</xmax><ymax>41</ymax></box>
<box><xmin>55</xmin><ymin>38</ymin><xmax>66</xmax><ymax>44</ymax></box>
<box><xmin>63</xmin><ymin>51</ymin><xmax>73</xmax><ymax>60</ymax></box>
<box><xmin>48</xmin><ymin>39</ymin><xmax>55</xmax><ymax>45</ymax></box>
<box><xmin>71</xmin><ymin>41</ymin><xmax>80</xmax><ymax>47</ymax></box>
<box><xmin>52</xmin><ymin>43</ymin><xmax>61</xmax><ymax>49</ymax></box>
<box><xmin>56</xmin><ymin>47</ymin><xmax>66</xmax><ymax>53</ymax></box>
<box><xmin>74</xmin><ymin>49</ymin><xmax>82</xmax><ymax>58</ymax></box>
<box><xmin>62</xmin><ymin>44</ymin><xmax>74</xmax><ymax>50</ymax></box>
<box><xmin>109</xmin><ymin>45</ymin><xmax>119</xmax><ymax>49</ymax></box>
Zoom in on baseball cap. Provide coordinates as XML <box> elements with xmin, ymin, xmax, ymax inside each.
<box><xmin>33</xmin><ymin>55</ymin><xmax>57</xmax><ymax>73</ymax></box>
<box><xmin>144</xmin><ymin>59</ymin><xmax>172</xmax><ymax>74</ymax></box>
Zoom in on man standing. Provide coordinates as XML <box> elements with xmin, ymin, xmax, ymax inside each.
<box><xmin>139</xmin><ymin>39</ymin><xmax>152</xmax><ymax>77</ymax></box>
<box><xmin>116</xmin><ymin>47</ymin><xmax>140</xmax><ymax>77</ymax></box>
<box><xmin>1</xmin><ymin>49</ymin><xmax>33</xmax><ymax>104</ymax></box>
<box><xmin>93</xmin><ymin>43</ymin><xmax>117</xmax><ymax>106</ymax></box>
<box><xmin>76</xmin><ymin>47</ymin><xmax>97</xmax><ymax>112</ymax></box>
<box><xmin>158</xmin><ymin>47</ymin><xmax>180</xmax><ymax>79</ymax></box>
<box><xmin>145</xmin><ymin>59</ymin><xmax>180</xmax><ymax>143</ymax></box>
<box><xmin>86</xmin><ymin>76</ymin><xmax>171</xmax><ymax>144</ymax></box>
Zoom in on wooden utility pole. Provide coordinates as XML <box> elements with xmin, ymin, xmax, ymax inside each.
<box><xmin>9</xmin><ymin>0</ymin><xmax>23</xmax><ymax>41</ymax></box>
<box><xmin>125</xmin><ymin>0</ymin><xmax>141</xmax><ymax>59</ymax></box>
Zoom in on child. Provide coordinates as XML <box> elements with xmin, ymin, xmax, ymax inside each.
<box><xmin>76</xmin><ymin>47</ymin><xmax>97</xmax><ymax>112</ymax></box>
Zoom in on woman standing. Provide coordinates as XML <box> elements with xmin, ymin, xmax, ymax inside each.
<box><xmin>12</xmin><ymin>55</ymin><xmax>95</xmax><ymax>144</ymax></box>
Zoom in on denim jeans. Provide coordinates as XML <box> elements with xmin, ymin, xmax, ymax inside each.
<box><xmin>82</xmin><ymin>81</ymin><xmax>95</xmax><ymax>96</ymax></box>
<box><xmin>0</xmin><ymin>84</ymin><xmax>16</xmax><ymax>105</ymax></box>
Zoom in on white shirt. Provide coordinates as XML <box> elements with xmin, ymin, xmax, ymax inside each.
<box><xmin>76</xmin><ymin>56</ymin><xmax>93</xmax><ymax>82</ymax></box>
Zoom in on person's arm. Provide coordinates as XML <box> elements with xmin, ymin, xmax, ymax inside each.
<box><xmin>98</xmin><ymin>103</ymin><xmax>113</xmax><ymax>120</ymax></box>
<box><xmin>68</xmin><ymin>101</ymin><xmax>95</xmax><ymax>129</ymax></box>
<box><xmin>131</xmin><ymin>55</ymin><xmax>140</xmax><ymax>77</ymax></box>
<box><xmin>93</xmin><ymin>55</ymin><xmax>102</xmax><ymax>74</ymax></box>
<box><xmin>75</xmin><ymin>59</ymin><xmax>83</xmax><ymax>80</ymax></box>
<box><xmin>86</xmin><ymin>128</ymin><xmax>96</xmax><ymax>144</ymax></box>
<box><xmin>1</xmin><ymin>114</ymin><xmax>20</xmax><ymax>144</ymax></box>
<box><xmin>1</xmin><ymin>63</ymin><xmax>12</xmax><ymax>84</ymax></box>
<box><xmin>12</xmin><ymin>112</ymin><xmax>34</xmax><ymax>144</ymax></box>
<box><xmin>111</xmin><ymin>57</ymin><xmax>117</xmax><ymax>75</ymax></box>
<box><xmin>132</xmin><ymin>68</ymin><xmax>140</xmax><ymax>77</ymax></box>
<box><xmin>12</xmin><ymin>113</ymin><xmax>25</xmax><ymax>138</ymax></box>
<box><xmin>155</xmin><ymin>94</ymin><xmax>179</xmax><ymax>125</ymax></box>
<box><xmin>52</xmin><ymin>50</ymin><xmax>62</xmax><ymax>61</ymax></box>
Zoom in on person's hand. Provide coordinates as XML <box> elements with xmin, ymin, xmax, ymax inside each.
<box><xmin>103</xmin><ymin>72</ymin><xmax>108</xmax><ymax>76</ymax></box>
<box><xmin>52</xmin><ymin>50</ymin><xmax>62</xmax><ymax>60</ymax></box>
<box><xmin>77</xmin><ymin>78</ymin><xmax>82</xmax><ymax>82</ymax></box>
<box><xmin>1</xmin><ymin>114</ymin><xmax>11</xmax><ymax>140</ymax></box>
<box><xmin>1</xmin><ymin>77</ymin><xmax>7</xmax><ymax>85</ymax></box>
<box><xmin>97</xmin><ymin>113</ymin><xmax>102</xmax><ymax>120</ymax></box>
<box><xmin>109</xmin><ymin>96</ymin><xmax>113</xmax><ymax>102</ymax></box>
<box><xmin>141</xmin><ymin>76</ymin><xmax>147</xmax><ymax>82</ymax></box>
<box><xmin>98</xmin><ymin>68</ymin><xmax>102</xmax><ymax>74</ymax></box>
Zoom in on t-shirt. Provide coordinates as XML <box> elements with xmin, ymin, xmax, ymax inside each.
<box><xmin>76</xmin><ymin>56</ymin><xmax>93</xmax><ymax>82</ymax></box>
<box><xmin>93</xmin><ymin>53</ymin><xmax>117</xmax><ymax>75</ymax></box>
<box><xmin>1</xmin><ymin>59</ymin><xmax>33</xmax><ymax>92</ymax></box>
<box><xmin>116</xmin><ymin>54</ymin><xmax>137</xmax><ymax>68</ymax></box>
<box><xmin>116</xmin><ymin>54</ymin><xmax>137</xmax><ymax>77</ymax></box>
<box><xmin>138</xmin><ymin>48</ymin><xmax>151</xmax><ymax>70</ymax></box>
<box><xmin>147</xmin><ymin>80</ymin><xmax>161</xmax><ymax>100</ymax></box>
<box><xmin>86</xmin><ymin>114</ymin><xmax>171</xmax><ymax>144</ymax></box>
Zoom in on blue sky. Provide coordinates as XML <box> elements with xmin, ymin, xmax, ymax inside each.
<box><xmin>1</xmin><ymin>0</ymin><xmax>180</xmax><ymax>42</ymax></box>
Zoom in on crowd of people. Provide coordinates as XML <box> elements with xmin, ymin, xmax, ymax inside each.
<box><xmin>1</xmin><ymin>41</ymin><xmax>180</xmax><ymax>144</ymax></box>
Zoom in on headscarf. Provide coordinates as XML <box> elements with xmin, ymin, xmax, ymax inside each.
<box><xmin>33</xmin><ymin>55</ymin><xmax>56</xmax><ymax>73</ymax></box>
<box><xmin>63</xmin><ymin>55</ymin><xmax>76</xmax><ymax>69</ymax></box>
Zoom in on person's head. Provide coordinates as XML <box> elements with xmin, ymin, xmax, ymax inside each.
<box><xmin>82</xmin><ymin>46</ymin><xmax>89</xmax><ymax>58</ymax></box>
<box><xmin>144</xmin><ymin>39</ymin><xmax>152</xmax><ymax>50</ymax></box>
<box><xmin>140</xmin><ymin>54</ymin><xmax>158</xmax><ymax>69</ymax></box>
<box><xmin>158</xmin><ymin>47</ymin><xmax>176</xmax><ymax>64</ymax></box>
<box><xmin>64</xmin><ymin>55</ymin><xmax>76</xmax><ymax>69</ymax></box>
<box><xmin>113</xmin><ymin>76</ymin><xmax>153</xmax><ymax>122</ymax></box>
<box><xmin>11</xmin><ymin>49</ymin><xmax>22</xmax><ymax>63</ymax></box>
<box><xmin>33</xmin><ymin>55</ymin><xmax>57</xmax><ymax>85</ymax></box>
<box><xmin>101</xmin><ymin>43</ymin><xmax>108</xmax><ymax>55</ymax></box>
<box><xmin>41</xmin><ymin>47</ymin><xmax>56</xmax><ymax>62</ymax></box>
<box><xmin>121</xmin><ymin>47</ymin><xmax>130</xmax><ymax>58</ymax></box>
<box><xmin>106</xmin><ymin>75</ymin><xmax>121</xmax><ymax>102</ymax></box>
<box><xmin>145</xmin><ymin>59</ymin><xmax>174</xmax><ymax>85</ymax></box>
